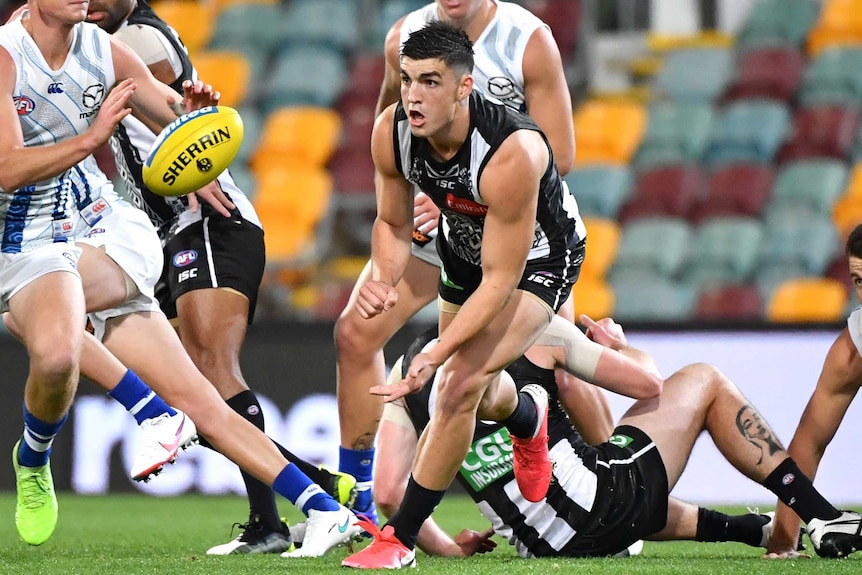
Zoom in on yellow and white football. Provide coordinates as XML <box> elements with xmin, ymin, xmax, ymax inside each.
<box><xmin>143</xmin><ymin>106</ymin><xmax>244</xmax><ymax>197</ymax></box>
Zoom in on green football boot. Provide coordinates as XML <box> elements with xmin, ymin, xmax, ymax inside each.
<box><xmin>12</xmin><ymin>439</ymin><xmax>58</xmax><ymax>545</ymax></box>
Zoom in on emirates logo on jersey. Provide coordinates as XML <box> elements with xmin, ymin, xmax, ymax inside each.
<box><xmin>446</xmin><ymin>193</ymin><xmax>487</xmax><ymax>216</ymax></box>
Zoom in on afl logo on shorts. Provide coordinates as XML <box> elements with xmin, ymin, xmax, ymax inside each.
<box><xmin>173</xmin><ymin>250</ymin><xmax>198</xmax><ymax>267</ymax></box>
<box><xmin>14</xmin><ymin>96</ymin><xmax>35</xmax><ymax>116</ymax></box>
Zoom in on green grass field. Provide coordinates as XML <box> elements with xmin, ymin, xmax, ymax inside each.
<box><xmin>0</xmin><ymin>493</ymin><xmax>859</xmax><ymax>574</ymax></box>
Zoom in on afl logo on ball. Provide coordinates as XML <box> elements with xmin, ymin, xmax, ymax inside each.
<box><xmin>196</xmin><ymin>157</ymin><xmax>213</xmax><ymax>173</ymax></box>
<box><xmin>173</xmin><ymin>250</ymin><xmax>198</xmax><ymax>267</ymax></box>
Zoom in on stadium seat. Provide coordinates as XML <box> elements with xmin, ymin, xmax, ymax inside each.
<box><xmin>328</xmin><ymin>147</ymin><xmax>376</xmax><ymax>195</ymax></box>
<box><xmin>632</xmin><ymin>102</ymin><xmax>714</xmax><ymax>169</ymax></box>
<box><xmin>736</xmin><ymin>0</ymin><xmax>820</xmax><ymax>49</ymax></box>
<box><xmin>767</xmin><ymin>278</ymin><xmax>848</xmax><ymax>322</ymax></box>
<box><xmin>253</xmin><ymin>167</ymin><xmax>333</xmax><ymax>264</ymax></box>
<box><xmin>572</xmin><ymin>278</ymin><xmax>614</xmax><ymax>321</ymax></box>
<box><xmin>151</xmin><ymin>1</ymin><xmax>215</xmax><ymax>54</ymax></box>
<box><xmin>563</xmin><ymin>165</ymin><xmax>633</xmax><ymax>219</ymax></box>
<box><xmin>336</xmin><ymin>91</ymin><xmax>378</xmax><ymax>152</ymax></box>
<box><xmin>572</xmin><ymin>100</ymin><xmax>647</xmax><ymax>165</ymax></box>
<box><xmin>611</xmin><ymin>277</ymin><xmax>697</xmax><ymax>322</ymax></box>
<box><xmin>722</xmin><ymin>46</ymin><xmax>805</xmax><ymax>103</ymax></box>
<box><xmin>580</xmin><ymin>217</ymin><xmax>620</xmax><ymax>281</ymax></box>
<box><xmin>522</xmin><ymin>0</ymin><xmax>582</xmax><ymax>61</ymax></box>
<box><xmin>192</xmin><ymin>51</ymin><xmax>250</xmax><ymax>108</ymax></box>
<box><xmin>688</xmin><ymin>164</ymin><xmax>774</xmax><ymax>223</ymax></box>
<box><xmin>651</xmin><ymin>47</ymin><xmax>734</xmax><ymax>102</ymax></box>
<box><xmin>281</xmin><ymin>0</ymin><xmax>360</xmax><ymax>51</ymax></box>
<box><xmin>373</xmin><ymin>0</ymin><xmax>429</xmax><ymax>48</ymax></box>
<box><xmin>342</xmin><ymin>53</ymin><xmax>387</xmax><ymax>101</ymax></box>
<box><xmin>703</xmin><ymin>99</ymin><xmax>791</xmax><ymax>166</ymax></box>
<box><xmin>612</xmin><ymin>216</ymin><xmax>691</xmax><ymax>278</ymax></box>
<box><xmin>767</xmin><ymin>159</ymin><xmax>848</xmax><ymax>215</ymax></box>
<box><xmin>695</xmin><ymin>284</ymin><xmax>764</xmax><ymax>321</ymax></box>
<box><xmin>682</xmin><ymin>217</ymin><xmax>764</xmax><ymax>289</ymax></box>
<box><xmin>760</xmin><ymin>208</ymin><xmax>841</xmax><ymax>276</ymax></box>
<box><xmin>234</xmin><ymin>105</ymin><xmax>263</xmax><ymax>165</ymax></box>
<box><xmin>806</xmin><ymin>0</ymin><xmax>862</xmax><ymax>57</ymax></box>
<box><xmin>259</xmin><ymin>46</ymin><xmax>349</xmax><ymax>111</ymax></box>
<box><xmin>799</xmin><ymin>47</ymin><xmax>862</xmax><ymax>107</ymax></box>
<box><xmin>832</xmin><ymin>195</ymin><xmax>862</xmax><ymax>238</ymax></box>
<box><xmin>824</xmin><ymin>254</ymin><xmax>854</xmax><ymax>294</ymax></box>
<box><xmin>777</xmin><ymin>106</ymin><xmax>860</xmax><ymax>163</ymax></box>
<box><xmin>208</xmin><ymin>2</ymin><xmax>287</xmax><ymax>57</ymax></box>
<box><xmin>618</xmin><ymin>165</ymin><xmax>703</xmax><ymax>223</ymax></box>
<box><xmin>251</xmin><ymin>106</ymin><xmax>342</xmax><ymax>174</ymax></box>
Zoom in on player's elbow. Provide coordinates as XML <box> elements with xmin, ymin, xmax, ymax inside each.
<box><xmin>636</xmin><ymin>372</ymin><xmax>663</xmax><ymax>399</ymax></box>
<box><xmin>554</xmin><ymin>148</ymin><xmax>575</xmax><ymax>176</ymax></box>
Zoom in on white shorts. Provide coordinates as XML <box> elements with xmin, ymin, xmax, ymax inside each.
<box><xmin>76</xmin><ymin>200</ymin><xmax>164</xmax><ymax>339</ymax></box>
<box><xmin>0</xmin><ymin>243</ymin><xmax>82</xmax><ymax>314</ymax></box>
<box><xmin>410</xmin><ymin>233</ymin><xmax>442</xmax><ymax>267</ymax></box>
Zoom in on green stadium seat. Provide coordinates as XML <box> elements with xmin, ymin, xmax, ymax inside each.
<box><xmin>681</xmin><ymin>217</ymin><xmax>765</xmax><ymax>289</ymax></box>
<box><xmin>651</xmin><ymin>47</ymin><xmax>734</xmax><ymax>103</ymax></box>
<box><xmin>632</xmin><ymin>102</ymin><xmax>714</xmax><ymax>169</ymax></box>
<box><xmin>564</xmin><ymin>165</ymin><xmax>633</xmax><ymax>219</ymax></box>
<box><xmin>760</xmin><ymin>208</ymin><xmax>840</xmax><ymax>276</ymax></box>
<box><xmin>611</xmin><ymin>277</ymin><xmax>697</xmax><ymax>322</ymax></box>
<box><xmin>611</xmin><ymin>216</ymin><xmax>692</xmax><ymax>278</ymax></box>
<box><xmin>282</xmin><ymin>0</ymin><xmax>360</xmax><ymax>51</ymax></box>
<box><xmin>259</xmin><ymin>46</ymin><xmax>348</xmax><ymax>112</ymax></box>
<box><xmin>737</xmin><ymin>0</ymin><xmax>821</xmax><ymax>48</ymax></box>
<box><xmin>799</xmin><ymin>47</ymin><xmax>862</xmax><ymax>107</ymax></box>
<box><xmin>703</xmin><ymin>99</ymin><xmax>791</xmax><ymax>166</ymax></box>
<box><xmin>767</xmin><ymin>159</ymin><xmax>849</xmax><ymax>215</ymax></box>
<box><xmin>208</xmin><ymin>3</ymin><xmax>287</xmax><ymax>57</ymax></box>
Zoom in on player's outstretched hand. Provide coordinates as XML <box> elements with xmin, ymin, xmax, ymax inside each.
<box><xmin>370</xmin><ymin>351</ymin><xmax>437</xmax><ymax>402</ymax></box>
<box><xmin>171</xmin><ymin>80</ymin><xmax>220</xmax><ymax>115</ymax></box>
<box><xmin>413</xmin><ymin>192</ymin><xmax>440</xmax><ymax>234</ymax></box>
<box><xmin>355</xmin><ymin>280</ymin><xmax>398</xmax><ymax>319</ymax></box>
<box><xmin>188</xmin><ymin>180</ymin><xmax>235</xmax><ymax>216</ymax></box>
<box><xmin>579</xmin><ymin>314</ymin><xmax>627</xmax><ymax>351</ymax></box>
<box><xmin>454</xmin><ymin>528</ymin><xmax>497</xmax><ymax>556</ymax></box>
<box><xmin>90</xmin><ymin>78</ymin><xmax>135</xmax><ymax>146</ymax></box>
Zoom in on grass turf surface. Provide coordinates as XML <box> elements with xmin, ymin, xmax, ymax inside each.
<box><xmin>0</xmin><ymin>494</ymin><xmax>859</xmax><ymax>574</ymax></box>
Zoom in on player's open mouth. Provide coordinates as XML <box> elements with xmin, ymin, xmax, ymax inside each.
<box><xmin>408</xmin><ymin>110</ymin><xmax>425</xmax><ymax>125</ymax></box>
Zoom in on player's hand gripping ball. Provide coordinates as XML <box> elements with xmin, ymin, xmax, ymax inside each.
<box><xmin>143</xmin><ymin>106</ymin><xmax>243</xmax><ymax>197</ymax></box>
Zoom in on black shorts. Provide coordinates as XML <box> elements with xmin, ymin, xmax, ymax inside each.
<box><xmin>437</xmin><ymin>239</ymin><xmax>584</xmax><ymax>312</ymax></box>
<box><xmin>155</xmin><ymin>213</ymin><xmax>265</xmax><ymax>323</ymax></box>
<box><xmin>559</xmin><ymin>425</ymin><xmax>669</xmax><ymax>557</ymax></box>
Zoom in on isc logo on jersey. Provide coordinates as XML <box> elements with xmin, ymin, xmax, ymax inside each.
<box><xmin>143</xmin><ymin>106</ymin><xmax>244</xmax><ymax>197</ymax></box>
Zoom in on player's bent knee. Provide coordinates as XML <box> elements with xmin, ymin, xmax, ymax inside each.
<box><xmin>334</xmin><ymin>311</ymin><xmax>387</xmax><ymax>356</ymax></box>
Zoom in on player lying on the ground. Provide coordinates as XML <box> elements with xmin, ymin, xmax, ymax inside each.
<box><xmin>340</xmin><ymin>316</ymin><xmax>862</xmax><ymax>565</ymax></box>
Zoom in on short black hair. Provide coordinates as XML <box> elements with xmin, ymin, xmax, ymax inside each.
<box><xmin>400</xmin><ymin>20</ymin><xmax>474</xmax><ymax>76</ymax></box>
<box><xmin>846</xmin><ymin>223</ymin><xmax>862</xmax><ymax>259</ymax></box>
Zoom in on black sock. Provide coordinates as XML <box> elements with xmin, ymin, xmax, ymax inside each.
<box><xmin>387</xmin><ymin>475</ymin><xmax>446</xmax><ymax>550</ymax></box>
<box><xmin>501</xmin><ymin>391</ymin><xmax>537</xmax><ymax>439</ymax></box>
<box><xmin>695</xmin><ymin>508</ymin><xmax>767</xmax><ymax>547</ymax></box>
<box><xmin>225</xmin><ymin>390</ymin><xmax>282</xmax><ymax>531</ymax></box>
<box><xmin>269</xmin><ymin>441</ymin><xmax>331</xmax><ymax>488</ymax></box>
<box><xmin>763</xmin><ymin>458</ymin><xmax>841</xmax><ymax>524</ymax></box>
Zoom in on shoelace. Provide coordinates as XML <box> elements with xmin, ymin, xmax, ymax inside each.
<box><xmin>20</xmin><ymin>470</ymin><xmax>50</xmax><ymax>510</ymax></box>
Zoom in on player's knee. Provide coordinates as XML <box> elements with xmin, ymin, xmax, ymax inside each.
<box><xmin>372</xmin><ymin>482</ymin><xmax>400</xmax><ymax>519</ymax></box>
<box><xmin>677</xmin><ymin>362</ymin><xmax>729</xmax><ymax>391</ymax></box>
<box><xmin>334</xmin><ymin>311</ymin><xmax>380</xmax><ymax>356</ymax></box>
<box><xmin>29</xmin><ymin>344</ymin><xmax>78</xmax><ymax>388</ymax></box>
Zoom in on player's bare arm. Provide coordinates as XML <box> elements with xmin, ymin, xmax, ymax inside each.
<box><xmin>0</xmin><ymin>47</ymin><xmax>133</xmax><ymax>190</ymax></box>
<box><xmin>356</xmin><ymin>105</ymin><xmax>415</xmax><ymax>319</ymax></box>
<box><xmin>767</xmin><ymin>328</ymin><xmax>862</xmax><ymax>556</ymax></box>
<box><xmin>428</xmin><ymin>130</ymin><xmax>546</xmax><ymax>366</ymax></box>
<box><xmin>522</xmin><ymin>25</ymin><xmax>575</xmax><ymax>175</ymax></box>
<box><xmin>376</xmin><ymin>16</ymin><xmax>408</xmax><ymax>115</ymax></box>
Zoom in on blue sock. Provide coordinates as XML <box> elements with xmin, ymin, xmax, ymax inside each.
<box><xmin>108</xmin><ymin>369</ymin><xmax>175</xmax><ymax>425</ymax></box>
<box><xmin>340</xmin><ymin>447</ymin><xmax>376</xmax><ymax>515</ymax></box>
<box><xmin>272</xmin><ymin>464</ymin><xmax>341</xmax><ymax>515</ymax></box>
<box><xmin>17</xmin><ymin>406</ymin><xmax>67</xmax><ymax>467</ymax></box>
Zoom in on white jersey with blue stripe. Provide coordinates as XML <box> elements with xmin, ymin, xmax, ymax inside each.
<box><xmin>846</xmin><ymin>306</ymin><xmax>862</xmax><ymax>357</ymax></box>
<box><xmin>400</xmin><ymin>1</ymin><xmax>546</xmax><ymax>113</ymax></box>
<box><xmin>0</xmin><ymin>17</ymin><xmax>115</xmax><ymax>253</ymax></box>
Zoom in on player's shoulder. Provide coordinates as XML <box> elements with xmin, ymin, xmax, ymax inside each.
<box><xmin>494</xmin><ymin>1</ymin><xmax>546</xmax><ymax>28</ymax></box>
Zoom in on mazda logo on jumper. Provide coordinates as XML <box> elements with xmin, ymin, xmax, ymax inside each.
<box><xmin>80</xmin><ymin>84</ymin><xmax>105</xmax><ymax>119</ymax></box>
<box><xmin>486</xmin><ymin>76</ymin><xmax>516</xmax><ymax>99</ymax></box>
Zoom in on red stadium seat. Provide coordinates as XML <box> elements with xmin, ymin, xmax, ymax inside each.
<box><xmin>328</xmin><ymin>147</ymin><xmax>375</xmax><ymax>195</ymax></box>
<box><xmin>695</xmin><ymin>284</ymin><xmax>764</xmax><ymax>321</ymax></box>
<box><xmin>618</xmin><ymin>165</ymin><xmax>704</xmax><ymax>223</ymax></box>
<box><xmin>343</xmin><ymin>53</ymin><xmax>386</xmax><ymax>100</ymax></box>
<box><xmin>689</xmin><ymin>164</ymin><xmax>774</xmax><ymax>223</ymax></box>
<box><xmin>723</xmin><ymin>46</ymin><xmax>805</xmax><ymax>103</ymax></box>
<box><xmin>336</xmin><ymin>91</ymin><xmax>377</xmax><ymax>152</ymax></box>
<box><xmin>522</xmin><ymin>0</ymin><xmax>582</xmax><ymax>61</ymax></box>
<box><xmin>777</xmin><ymin>105</ymin><xmax>860</xmax><ymax>164</ymax></box>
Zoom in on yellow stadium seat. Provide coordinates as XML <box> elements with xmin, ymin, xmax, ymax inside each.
<box><xmin>251</xmin><ymin>106</ymin><xmax>342</xmax><ymax>172</ymax></box>
<box><xmin>150</xmin><ymin>1</ymin><xmax>215</xmax><ymax>54</ymax></box>
<box><xmin>573</xmin><ymin>100</ymin><xmax>647</xmax><ymax>165</ymax></box>
<box><xmin>572</xmin><ymin>279</ymin><xmax>615</xmax><ymax>321</ymax></box>
<box><xmin>253</xmin><ymin>168</ymin><xmax>333</xmax><ymax>263</ymax></box>
<box><xmin>580</xmin><ymin>217</ymin><xmax>620</xmax><ymax>281</ymax></box>
<box><xmin>842</xmin><ymin>162</ymin><xmax>862</xmax><ymax>201</ymax></box>
<box><xmin>767</xmin><ymin>278</ymin><xmax>848</xmax><ymax>323</ymax></box>
<box><xmin>192</xmin><ymin>50</ymin><xmax>250</xmax><ymax>107</ymax></box>
<box><xmin>212</xmin><ymin>0</ymin><xmax>277</xmax><ymax>14</ymax></box>
<box><xmin>833</xmin><ymin>196</ymin><xmax>862</xmax><ymax>239</ymax></box>
<box><xmin>646</xmin><ymin>30</ymin><xmax>735</xmax><ymax>52</ymax></box>
<box><xmin>806</xmin><ymin>0</ymin><xmax>862</xmax><ymax>57</ymax></box>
